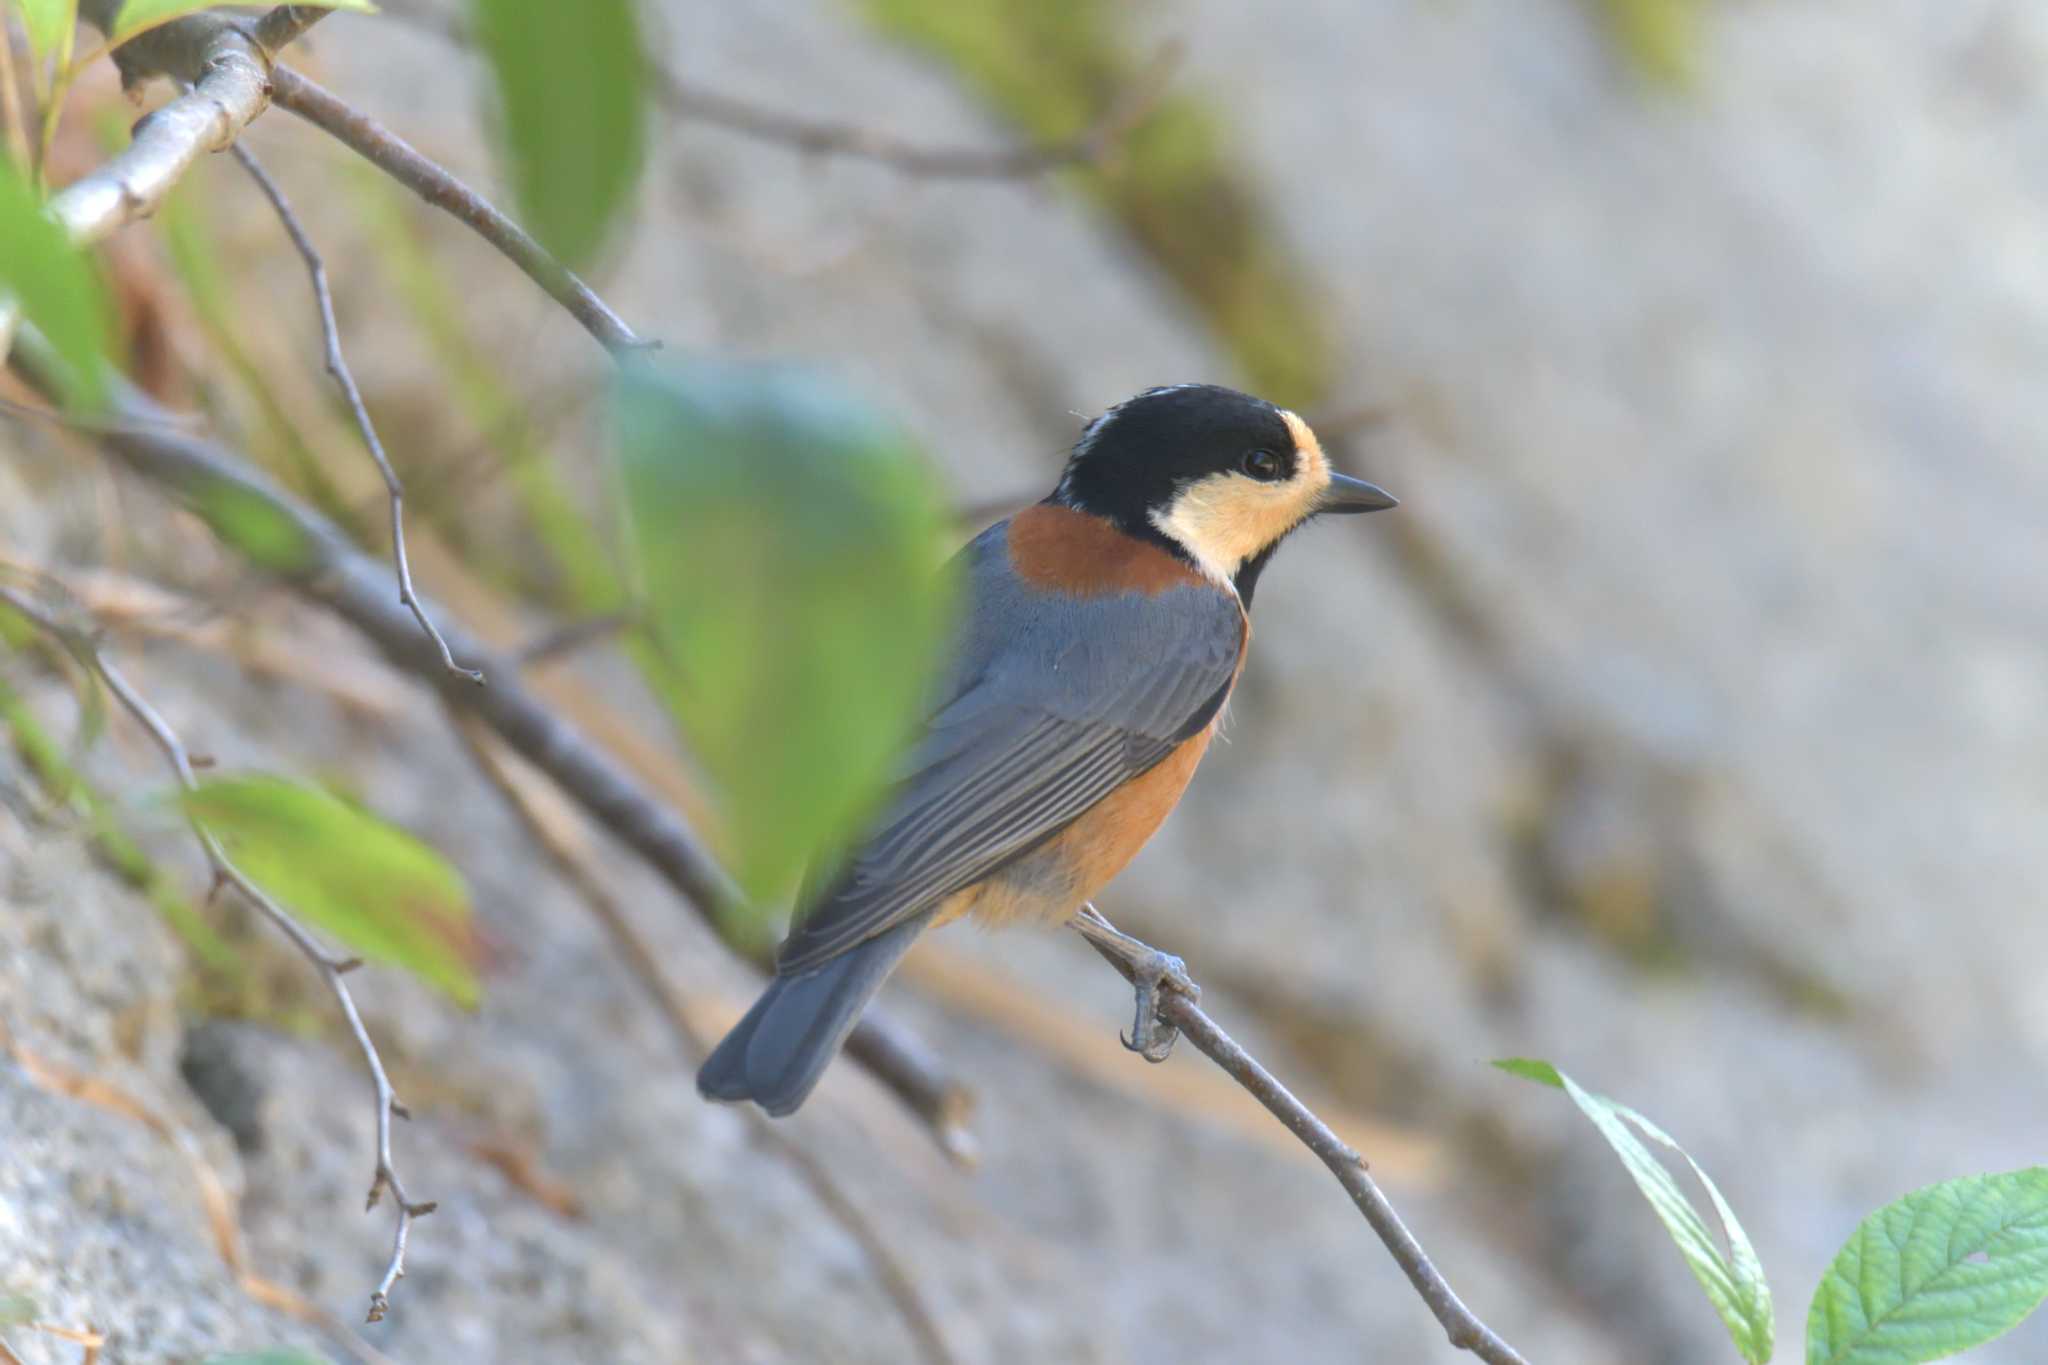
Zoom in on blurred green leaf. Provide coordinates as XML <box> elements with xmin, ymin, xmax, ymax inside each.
<box><xmin>0</xmin><ymin>155</ymin><xmax>110</xmax><ymax>408</ymax></box>
<box><xmin>197</xmin><ymin>1353</ymin><xmax>335</xmax><ymax>1365</ymax></box>
<box><xmin>0</xmin><ymin>1293</ymin><xmax>35</xmax><ymax>1325</ymax></box>
<box><xmin>106</xmin><ymin>0</ymin><xmax>373</xmax><ymax>49</ymax></box>
<box><xmin>1806</xmin><ymin>1168</ymin><xmax>2048</xmax><ymax>1365</ymax></box>
<box><xmin>615</xmin><ymin>362</ymin><xmax>957</xmax><ymax>907</ymax></box>
<box><xmin>1590</xmin><ymin>0</ymin><xmax>1704</xmax><ymax>87</ymax></box>
<box><xmin>1498</xmin><ymin>1058</ymin><xmax>1775</xmax><ymax>1362</ymax></box>
<box><xmin>469</xmin><ymin>0</ymin><xmax>645</xmax><ymax>268</ymax></box>
<box><xmin>188</xmin><ymin>478</ymin><xmax>314</xmax><ymax>573</ymax></box>
<box><xmin>182</xmin><ymin>776</ymin><xmax>480</xmax><ymax>1008</ymax></box>
<box><xmin>13</xmin><ymin>0</ymin><xmax>76</xmax><ymax>64</ymax></box>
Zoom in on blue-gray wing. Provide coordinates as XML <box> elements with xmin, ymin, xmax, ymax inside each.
<box><xmin>775</xmin><ymin>520</ymin><xmax>1243</xmax><ymax>974</ymax></box>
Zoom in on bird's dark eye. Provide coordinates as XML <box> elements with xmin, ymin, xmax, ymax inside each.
<box><xmin>1241</xmin><ymin>448</ymin><xmax>1283</xmax><ymax>481</ymax></box>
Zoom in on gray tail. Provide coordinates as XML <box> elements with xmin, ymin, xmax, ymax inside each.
<box><xmin>697</xmin><ymin>918</ymin><xmax>925</xmax><ymax>1116</ymax></box>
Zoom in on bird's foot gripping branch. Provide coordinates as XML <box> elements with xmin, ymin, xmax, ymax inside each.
<box><xmin>1071</xmin><ymin>903</ymin><xmax>1198</xmax><ymax>1062</ymax></box>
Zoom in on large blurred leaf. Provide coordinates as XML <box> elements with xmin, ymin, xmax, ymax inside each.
<box><xmin>105</xmin><ymin>0</ymin><xmax>373</xmax><ymax>49</ymax></box>
<box><xmin>0</xmin><ymin>156</ymin><xmax>109</xmax><ymax>407</ymax></box>
<box><xmin>1499</xmin><ymin>1058</ymin><xmax>1775</xmax><ymax>1362</ymax></box>
<box><xmin>198</xmin><ymin>1353</ymin><xmax>335</xmax><ymax>1365</ymax></box>
<box><xmin>1806</xmin><ymin>1168</ymin><xmax>2048</xmax><ymax>1365</ymax></box>
<box><xmin>182</xmin><ymin>776</ymin><xmax>480</xmax><ymax>1008</ymax></box>
<box><xmin>469</xmin><ymin>0</ymin><xmax>645</xmax><ymax>268</ymax></box>
<box><xmin>13</xmin><ymin>0</ymin><xmax>77</xmax><ymax>63</ymax></box>
<box><xmin>615</xmin><ymin>362</ymin><xmax>957</xmax><ymax>907</ymax></box>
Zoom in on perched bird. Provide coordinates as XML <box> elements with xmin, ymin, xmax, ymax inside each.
<box><xmin>698</xmin><ymin>383</ymin><xmax>1396</xmax><ymax>1116</ymax></box>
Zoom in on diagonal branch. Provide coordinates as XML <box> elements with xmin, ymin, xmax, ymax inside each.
<box><xmin>453</xmin><ymin>716</ymin><xmax>956</xmax><ymax>1365</ymax></box>
<box><xmin>267</xmin><ymin>64</ymin><xmax>645</xmax><ymax>357</ymax></box>
<box><xmin>227</xmin><ymin>140</ymin><xmax>481</xmax><ymax>684</ymax></box>
<box><xmin>384</xmin><ymin>0</ymin><xmax>1178</xmax><ymax>181</ymax></box>
<box><xmin>643</xmin><ymin>41</ymin><xmax>1181</xmax><ymax>179</ymax></box>
<box><xmin>1</xmin><ymin>345</ymin><xmax>977</xmax><ymax>1160</ymax></box>
<box><xmin>0</xmin><ymin>583</ymin><xmax>435</xmax><ymax>1325</ymax></box>
<box><xmin>1073</xmin><ymin>906</ymin><xmax>1530</xmax><ymax>1365</ymax></box>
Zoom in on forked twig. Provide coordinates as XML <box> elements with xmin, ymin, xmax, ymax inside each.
<box><xmin>0</xmin><ymin>585</ymin><xmax>435</xmax><ymax>1325</ymax></box>
<box><xmin>228</xmin><ymin>140</ymin><xmax>481</xmax><ymax>684</ymax></box>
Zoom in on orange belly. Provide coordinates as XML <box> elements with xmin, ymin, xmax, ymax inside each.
<box><xmin>932</xmin><ymin>722</ymin><xmax>1217</xmax><ymax>931</ymax></box>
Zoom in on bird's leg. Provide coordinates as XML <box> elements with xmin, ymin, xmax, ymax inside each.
<box><xmin>1070</xmin><ymin>904</ymin><xmax>1200</xmax><ymax>1063</ymax></box>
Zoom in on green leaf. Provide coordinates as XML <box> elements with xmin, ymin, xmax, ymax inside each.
<box><xmin>0</xmin><ymin>156</ymin><xmax>110</xmax><ymax>408</ymax></box>
<box><xmin>187</xmin><ymin>477</ymin><xmax>314</xmax><ymax>572</ymax></box>
<box><xmin>0</xmin><ymin>1293</ymin><xmax>35</xmax><ymax>1326</ymax></box>
<box><xmin>1590</xmin><ymin>0</ymin><xmax>1706</xmax><ymax>87</ymax></box>
<box><xmin>469</xmin><ymin>0</ymin><xmax>645</xmax><ymax>268</ymax></box>
<box><xmin>1497</xmin><ymin>1058</ymin><xmax>1776</xmax><ymax>1362</ymax></box>
<box><xmin>106</xmin><ymin>0</ymin><xmax>374</xmax><ymax>49</ymax></box>
<box><xmin>181</xmin><ymin>776</ymin><xmax>480</xmax><ymax>1008</ymax></box>
<box><xmin>1806</xmin><ymin>1167</ymin><xmax>2048</xmax><ymax>1365</ymax></box>
<box><xmin>13</xmin><ymin>0</ymin><xmax>78</xmax><ymax>64</ymax></box>
<box><xmin>614</xmin><ymin>361</ymin><xmax>958</xmax><ymax>908</ymax></box>
<box><xmin>197</xmin><ymin>1353</ymin><xmax>335</xmax><ymax>1365</ymax></box>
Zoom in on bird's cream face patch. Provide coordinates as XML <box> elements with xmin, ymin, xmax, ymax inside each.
<box><xmin>1151</xmin><ymin>409</ymin><xmax>1331</xmax><ymax>590</ymax></box>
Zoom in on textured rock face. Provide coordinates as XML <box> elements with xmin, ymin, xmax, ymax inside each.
<box><xmin>5</xmin><ymin>1</ymin><xmax>2047</xmax><ymax>1362</ymax></box>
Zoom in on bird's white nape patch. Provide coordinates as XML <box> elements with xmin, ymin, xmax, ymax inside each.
<box><xmin>1150</xmin><ymin>409</ymin><xmax>1332</xmax><ymax>591</ymax></box>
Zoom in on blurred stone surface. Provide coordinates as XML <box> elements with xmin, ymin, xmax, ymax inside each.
<box><xmin>6</xmin><ymin>0</ymin><xmax>2048</xmax><ymax>1361</ymax></box>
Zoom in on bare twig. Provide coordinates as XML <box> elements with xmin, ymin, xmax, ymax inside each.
<box><xmin>385</xmin><ymin>0</ymin><xmax>1177</xmax><ymax>181</ymax></box>
<box><xmin>0</xmin><ymin>1024</ymin><xmax>405</xmax><ymax>1365</ymax></box>
<box><xmin>647</xmin><ymin>42</ymin><xmax>1180</xmax><ymax>178</ymax></box>
<box><xmin>453</xmin><ymin>717</ymin><xmax>957</xmax><ymax>1365</ymax></box>
<box><xmin>228</xmin><ymin>140</ymin><xmax>481</xmax><ymax>684</ymax></box>
<box><xmin>267</xmin><ymin>65</ymin><xmax>645</xmax><ymax>357</ymax></box>
<box><xmin>0</xmin><ymin>584</ymin><xmax>435</xmax><ymax>1325</ymax></box>
<box><xmin>1</xmin><ymin>349</ymin><xmax>976</xmax><ymax>1155</ymax></box>
<box><xmin>1073</xmin><ymin>906</ymin><xmax>1530</xmax><ymax>1365</ymax></box>
<box><xmin>511</xmin><ymin>609</ymin><xmax>641</xmax><ymax>668</ymax></box>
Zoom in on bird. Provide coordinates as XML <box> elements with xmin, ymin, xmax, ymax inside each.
<box><xmin>697</xmin><ymin>383</ymin><xmax>1396</xmax><ymax>1116</ymax></box>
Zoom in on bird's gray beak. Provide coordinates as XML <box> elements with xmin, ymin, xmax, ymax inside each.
<box><xmin>1320</xmin><ymin>472</ymin><xmax>1399</xmax><ymax>514</ymax></box>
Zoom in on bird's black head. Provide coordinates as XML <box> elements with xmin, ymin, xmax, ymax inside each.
<box><xmin>1050</xmin><ymin>384</ymin><xmax>1396</xmax><ymax>602</ymax></box>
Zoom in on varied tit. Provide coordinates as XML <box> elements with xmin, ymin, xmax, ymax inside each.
<box><xmin>699</xmin><ymin>383</ymin><xmax>1396</xmax><ymax>1116</ymax></box>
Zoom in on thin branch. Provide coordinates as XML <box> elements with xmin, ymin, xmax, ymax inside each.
<box><xmin>0</xmin><ymin>584</ymin><xmax>435</xmax><ymax>1325</ymax></box>
<box><xmin>646</xmin><ymin>42</ymin><xmax>1181</xmax><ymax>179</ymax></box>
<box><xmin>267</xmin><ymin>64</ymin><xmax>645</xmax><ymax>357</ymax></box>
<box><xmin>511</xmin><ymin>608</ymin><xmax>641</xmax><ymax>668</ymax></box>
<box><xmin>2</xmin><ymin>347</ymin><xmax>976</xmax><ymax>1158</ymax></box>
<box><xmin>1074</xmin><ymin>906</ymin><xmax>1530</xmax><ymax>1365</ymax></box>
<box><xmin>452</xmin><ymin>717</ymin><xmax>957</xmax><ymax>1365</ymax></box>
<box><xmin>228</xmin><ymin>140</ymin><xmax>481</xmax><ymax>685</ymax></box>
<box><xmin>385</xmin><ymin>0</ymin><xmax>1178</xmax><ymax>181</ymax></box>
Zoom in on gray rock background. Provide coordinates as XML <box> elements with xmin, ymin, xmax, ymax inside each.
<box><xmin>4</xmin><ymin>0</ymin><xmax>2046</xmax><ymax>1361</ymax></box>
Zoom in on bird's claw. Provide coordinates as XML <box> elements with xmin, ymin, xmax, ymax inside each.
<box><xmin>1072</xmin><ymin>905</ymin><xmax>1198</xmax><ymax>1064</ymax></box>
<box><xmin>1120</xmin><ymin>947</ymin><xmax>1196</xmax><ymax>1062</ymax></box>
